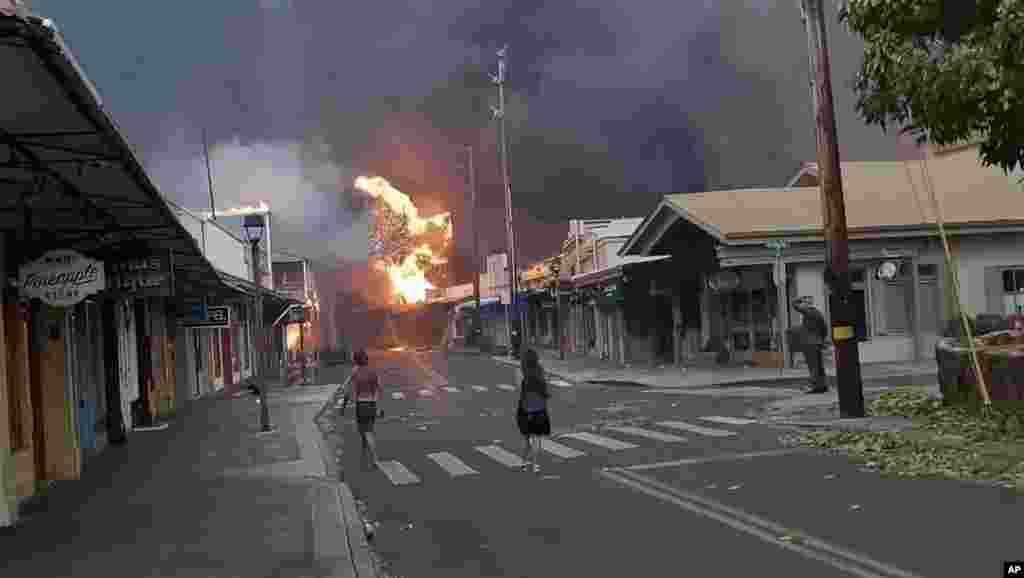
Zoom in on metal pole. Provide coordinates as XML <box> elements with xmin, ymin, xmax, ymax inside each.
<box><xmin>252</xmin><ymin>239</ymin><xmax>271</xmax><ymax>431</ymax></box>
<box><xmin>492</xmin><ymin>45</ymin><xmax>517</xmax><ymax>355</ymax></box>
<box><xmin>202</xmin><ymin>127</ymin><xmax>216</xmax><ymax>221</ymax></box>
<box><xmin>801</xmin><ymin>0</ymin><xmax>864</xmax><ymax>416</ymax></box>
<box><xmin>467</xmin><ymin>146</ymin><xmax>483</xmax><ymax>346</ymax></box>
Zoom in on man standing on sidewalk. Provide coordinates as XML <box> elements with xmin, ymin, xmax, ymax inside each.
<box><xmin>791</xmin><ymin>297</ymin><xmax>828</xmax><ymax>394</ymax></box>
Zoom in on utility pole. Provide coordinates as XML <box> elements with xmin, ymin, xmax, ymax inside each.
<box><xmin>466</xmin><ymin>145</ymin><xmax>483</xmax><ymax>346</ymax></box>
<box><xmin>800</xmin><ymin>0</ymin><xmax>865</xmax><ymax>417</ymax></box>
<box><xmin>492</xmin><ymin>44</ymin><xmax>518</xmax><ymax>354</ymax></box>
<box><xmin>202</xmin><ymin>127</ymin><xmax>216</xmax><ymax>221</ymax></box>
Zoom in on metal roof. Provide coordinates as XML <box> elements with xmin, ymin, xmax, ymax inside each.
<box><xmin>0</xmin><ymin>14</ymin><xmax>237</xmax><ymax>300</ymax></box>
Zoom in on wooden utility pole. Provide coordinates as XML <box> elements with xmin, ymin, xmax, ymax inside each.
<box><xmin>801</xmin><ymin>0</ymin><xmax>865</xmax><ymax>417</ymax></box>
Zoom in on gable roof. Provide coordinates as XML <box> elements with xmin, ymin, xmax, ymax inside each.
<box><xmin>673</xmin><ymin>148</ymin><xmax>1023</xmax><ymax>242</ymax></box>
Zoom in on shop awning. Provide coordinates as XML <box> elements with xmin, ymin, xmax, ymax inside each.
<box><xmin>0</xmin><ymin>13</ymin><xmax>225</xmax><ymax>299</ymax></box>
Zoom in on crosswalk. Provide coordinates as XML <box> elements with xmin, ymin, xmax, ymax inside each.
<box><xmin>368</xmin><ymin>415</ymin><xmax>764</xmax><ymax>486</ymax></box>
<box><xmin>376</xmin><ymin>376</ymin><xmax>579</xmax><ymax>401</ymax></box>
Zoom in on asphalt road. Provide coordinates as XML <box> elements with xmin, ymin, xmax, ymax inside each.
<box><xmin>323</xmin><ymin>350</ymin><xmax>1020</xmax><ymax>578</ymax></box>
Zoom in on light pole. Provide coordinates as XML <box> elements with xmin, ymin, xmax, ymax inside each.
<box><xmin>491</xmin><ymin>44</ymin><xmax>518</xmax><ymax>355</ymax></box>
<box><xmin>550</xmin><ymin>258</ymin><xmax>564</xmax><ymax>360</ymax></box>
<box><xmin>243</xmin><ymin>215</ymin><xmax>271</xmax><ymax>432</ymax></box>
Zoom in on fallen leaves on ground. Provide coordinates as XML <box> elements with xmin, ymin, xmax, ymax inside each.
<box><xmin>780</xmin><ymin>391</ymin><xmax>1024</xmax><ymax>489</ymax></box>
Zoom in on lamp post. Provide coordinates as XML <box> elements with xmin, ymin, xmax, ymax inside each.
<box><xmin>243</xmin><ymin>215</ymin><xmax>271</xmax><ymax>432</ymax></box>
<box><xmin>550</xmin><ymin>258</ymin><xmax>564</xmax><ymax>360</ymax></box>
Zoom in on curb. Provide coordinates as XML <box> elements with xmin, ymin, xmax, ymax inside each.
<box><xmin>313</xmin><ymin>370</ymin><xmax>380</xmax><ymax>578</ymax></box>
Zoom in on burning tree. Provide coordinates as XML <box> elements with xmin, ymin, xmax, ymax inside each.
<box><xmin>359</xmin><ymin>176</ymin><xmax>453</xmax><ymax>304</ymax></box>
<box><xmin>369</xmin><ymin>198</ymin><xmax>415</xmax><ymax>268</ymax></box>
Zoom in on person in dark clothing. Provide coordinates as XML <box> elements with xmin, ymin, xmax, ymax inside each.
<box><xmin>792</xmin><ymin>297</ymin><xmax>828</xmax><ymax>394</ymax></box>
<box><xmin>516</xmin><ymin>349</ymin><xmax>552</xmax><ymax>472</ymax></box>
<box><xmin>510</xmin><ymin>328</ymin><xmax>522</xmax><ymax>359</ymax></box>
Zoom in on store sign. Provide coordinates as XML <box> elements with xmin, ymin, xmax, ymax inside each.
<box><xmin>182</xmin><ymin>305</ymin><xmax>230</xmax><ymax>328</ymax></box>
<box><xmin>19</xmin><ymin>249</ymin><xmax>105</xmax><ymax>307</ymax></box>
<box><xmin>288</xmin><ymin>306</ymin><xmax>306</xmax><ymax>324</ymax></box>
<box><xmin>107</xmin><ymin>255</ymin><xmax>173</xmax><ymax>297</ymax></box>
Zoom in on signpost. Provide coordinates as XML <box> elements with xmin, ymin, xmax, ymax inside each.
<box><xmin>766</xmin><ymin>239</ymin><xmax>789</xmax><ymax>375</ymax></box>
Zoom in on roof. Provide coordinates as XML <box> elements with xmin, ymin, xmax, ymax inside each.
<box><xmin>0</xmin><ymin>14</ymin><xmax>228</xmax><ymax>299</ymax></box>
<box><xmin>570</xmin><ymin>255</ymin><xmax>670</xmax><ymax>288</ymax></box>
<box><xmin>629</xmin><ymin>147</ymin><xmax>1024</xmax><ymax>254</ymax></box>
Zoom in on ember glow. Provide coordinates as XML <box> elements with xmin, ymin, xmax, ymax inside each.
<box><xmin>355</xmin><ymin>175</ymin><xmax>452</xmax><ymax>305</ymax></box>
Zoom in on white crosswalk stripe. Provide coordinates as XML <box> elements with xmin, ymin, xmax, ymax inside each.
<box><xmin>561</xmin><ymin>432</ymin><xmax>638</xmax><ymax>451</ymax></box>
<box><xmin>474</xmin><ymin>445</ymin><xmax>526</xmax><ymax>468</ymax></box>
<box><xmin>427</xmin><ymin>452</ymin><xmax>478</xmax><ymax>477</ymax></box>
<box><xmin>442</xmin><ymin>386</ymin><xmax>460</xmax><ymax>393</ymax></box>
<box><xmin>607</xmin><ymin>426</ymin><xmax>688</xmax><ymax>443</ymax></box>
<box><xmin>471</xmin><ymin>386</ymin><xmax>488</xmax><ymax>392</ymax></box>
<box><xmin>496</xmin><ymin>384</ymin><xmax>516</xmax><ymax>391</ymax></box>
<box><xmin>391</xmin><ymin>392</ymin><xmax>405</xmax><ymax>400</ymax></box>
<box><xmin>378</xmin><ymin>461</ymin><xmax>420</xmax><ymax>485</ymax></box>
<box><xmin>699</xmin><ymin>416</ymin><xmax>757</xmax><ymax>426</ymax></box>
<box><xmin>539</xmin><ymin>439</ymin><xmax>586</xmax><ymax>459</ymax></box>
<box><xmin>656</xmin><ymin>421</ymin><xmax>736</xmax><ymax>437</ymax></box>
<box><xmin>418</xmin><ymin>389</ymin><xmax>435</xmax><ymax>397</ymax></box>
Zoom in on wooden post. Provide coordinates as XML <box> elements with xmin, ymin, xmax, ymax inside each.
<box><xmin>802</xmin><ymin>0</ymin><xmax>864</xmax><ymax>416</ymax></box>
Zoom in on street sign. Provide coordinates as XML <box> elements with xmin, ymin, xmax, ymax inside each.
<box><xmin>766</xmin><ymin>239</ymin><xmax>788</xmax><ymax>257</ymax></box>
<box><xmin>182</xmin><ymin>305</ymin><xmax>230</xmax><ymax>328</ymax></box>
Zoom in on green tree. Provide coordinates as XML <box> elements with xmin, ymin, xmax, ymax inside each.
<box><xmin>842</xmin><ymin>0</ymin><xmax>1024</xmax><ymax>172</ymax></box>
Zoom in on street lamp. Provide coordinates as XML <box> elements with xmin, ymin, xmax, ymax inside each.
<box><xmin>243</xmin><ymin>215</ymin><xmax>272</xmax><ymax>431</ymax></box>
<box><xmin>549</xmin><ymin>258</ymin><xmax>564</xmax><ymax>360</ymax></box>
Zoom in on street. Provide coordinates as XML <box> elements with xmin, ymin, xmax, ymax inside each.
<box><xmin>322</xmin><ymin>350</ymin><xmax>1021</xmax><ymax>578</ymax></box>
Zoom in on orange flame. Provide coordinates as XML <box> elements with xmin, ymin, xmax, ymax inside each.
<box><xmin>354</xmin><ymin>176</ymin><xmax>452</xmax><ymax>239</ymax></box>
<box><xmin>355</xmin><ymin>175</ymin><xmax>452</xmax><ymax>304</ymax></box>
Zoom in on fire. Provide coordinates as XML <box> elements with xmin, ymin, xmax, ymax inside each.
<box><xmin>216</xmin><ymin>201</ymin><xmax>271</xmax><ymax>216</ymax></box>
<box><xmin>374</xmin><ymin>245</ymin><xmax>436</xmax><ymax>304</ymax></box>
<box><xmin>354</xmin><ymin>176</ymin><xmax>453</xmax><ymax>239</ymax></box>
<box><xmin>355</xmin><ymin>175</ymin><xmax>452</xmax><ymax>304</ymax></box>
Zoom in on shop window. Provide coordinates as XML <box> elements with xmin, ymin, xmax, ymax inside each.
<box><xmin>1003</xmin><ymin>269</ymin><xmax>1024</xmax><ymax>293</ymax></box>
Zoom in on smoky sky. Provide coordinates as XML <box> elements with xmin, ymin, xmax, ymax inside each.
<box><xmin>34</xmin><ymin>0</ymin><xmax>910</xmax><ymax>272</ymax></box>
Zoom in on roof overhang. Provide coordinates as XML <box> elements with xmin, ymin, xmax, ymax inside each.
<box><xmin>619</xmin><ymin>197</ymin><xmax>721</xmax><ymax>257</ymax></box>
<box><xmin>0</xmin><ymin>13</ymin><xmax>226</xmax><ymax>298</ymax></box>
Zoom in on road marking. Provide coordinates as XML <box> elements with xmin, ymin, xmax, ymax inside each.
<box><xmin>656</xmin><ymin>421</ymin><xmax>737</xmax><ymax>437</ymax></box>
<box><xmin>418</xmin><ymin>389</ymin><xmax>435</xmax><ymax>397</ymax></box>
<box><xmin>471</xmin><ymin>386</ymin><xmax>488</xmax><ymax>392</ymax></box>
<box><xmin>378</xmin><ymin>461</ymin><xmax>420</xmax><ymax>486</ymax></box>
<box><xmin>391</xmin><ymin>392</ymin><xmax>405</xmax><ymax>400</ymax></box>
<box><xmin>442</xmin><ymin>386</ymin><xmax>460</xmax><ymax>393</ymax></box>
<box><xmin>607</xmin><ymin>426</ymin><xmax>688</xmax><ymax>443</ymax></box>
<box><xmin>601</xmin><ymin>468</ymin><xmax>925</xmax><ymax>578</ymax></box>
<box><xmin>561</xmin><ymin>432</ymin><xmax>638</xmax><ymax>451</ymax></box>
<box><xmin>700</xmin><ymin>416</ymin><xmax>757</xmax><ymax>426</ymax></box>
<box><xmin>474</xmin><ymin>445</ymin><xmax>526</xmax><ymax>468</ymax></box>
<box><xmin>427</xmin><ymin>452</ymin><xmax>478</xmax><ymax>477</ymax></box>
<box><xmin>550</xmin><ymin>379</ymin><xmax>573</xmax><ymax>388</ymax></box>
<box><xmin>539</xmin><ymin>439</ymin><xmax>586</xmax><ymax>459</ymax></box>
<box><xmin>496</xmin><ymin>384</ymin><xmax>516</xmax><ymax>391</ymax></box>
<box><xmin>622</xmin><ymin>449</ymin><xmax>804</xmax><ymax>472</ymax></box>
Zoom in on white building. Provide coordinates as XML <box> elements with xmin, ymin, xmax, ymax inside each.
<box><xmin>622</xmin><ymin>143</ymin><xmax>1024</xmax><ymax>367</ymax></box>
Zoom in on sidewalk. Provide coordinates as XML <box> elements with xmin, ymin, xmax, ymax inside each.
<box><xmin>0</xmin><ymin>375</ymin><xmax>374</xmax><ymax>578</ymax></box>
<box><xmin>492</xmin><ymin>346</ymin><xmax>936</xmax><ymax>390</ymax></box>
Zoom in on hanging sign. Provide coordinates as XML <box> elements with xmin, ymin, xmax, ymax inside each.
<box><xmin>106</xmin><ymin>254</ymin><xmax>174</xmax><ymax>297</ymax></box>
<box><xmin>18</xmin><ymin>249</ymin><xmax>105</xmax><ymax>307</ymax></box>
<box><xmin>182</xmin><ymin>305</ymin><xmax>230</xmax><ymax>328</ymax></box>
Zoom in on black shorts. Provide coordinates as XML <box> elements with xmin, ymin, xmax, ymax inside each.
<box><xmin>516</xmin><ymin>408</ymin><xmax>551</xmax><ymax>437</ymax></box>
<box><xmin>355</xmin><ymin>401</ymin><xmax>377</xmax><ymax>433</ymax></box>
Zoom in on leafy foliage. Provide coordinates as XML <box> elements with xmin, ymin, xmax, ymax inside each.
<box><xmin>369</xmin><ymin>199</ymin><xmax>414</xmax><ymax>267</ymax></box>
<box><xmin>841</xmin><ymin>0</ymin><xmax>1024</xmax><ymax>172</ymax></box>
<box><xmin>783</xmin><ymin>390</ymin><xmax>1024</xmax><ymax>488</ymax></box>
